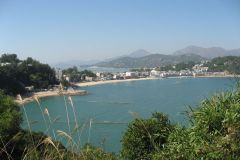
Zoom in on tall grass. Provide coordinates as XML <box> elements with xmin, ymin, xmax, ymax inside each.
<box><xmin>14</xmin><ymin>89</ymin><xmax>116</xmax><ymax>160</ymax></box>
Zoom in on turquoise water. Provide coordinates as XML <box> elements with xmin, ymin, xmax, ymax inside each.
<box><xmin>22</xmin><ymin>77</ymin><xmax>236</xmax><ymax>152</ymax></box>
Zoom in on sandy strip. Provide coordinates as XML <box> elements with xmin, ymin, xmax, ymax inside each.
<box><xmin>76</xmin><ymin>75</ymin><xmax>240</xmax><ymax>87</ymax></box>
<box><xmin>16</xmin><ymin>75</ymin><xmax>238</xmax><ymax>104</ymax></box>
<box><xmin>75</xmin><ymin>77</ymin><xmax>157</xmax><ymax>87</ymax></box>
<box><xmin>15</xmin><ymin>90</ymin><xmax>87</xmax><ymax>105</ymax></box>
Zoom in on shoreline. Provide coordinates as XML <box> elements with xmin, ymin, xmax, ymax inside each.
<box><xmin>75</xmin><ymin>75</ymin><xmax>239</xmax><ymax>87</ymax></box>
<box><xmin>15</xmin><ymin>90</ymin><xmax>87</xmax><ymax>105</ymax></box>
<box><xmin>75</xmin><ymin>77</ymin><xmax>157</xmax><ymax>87</ymax></box>
<box><xmin>16</xmin><ymin>75</ymin><xmax>238</xmax><ymax>105</ymax></box>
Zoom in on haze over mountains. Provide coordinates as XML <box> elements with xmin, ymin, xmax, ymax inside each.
<box><xmin>54</xmin><ymin>59</ymin><xmax>100</xmax><ymax>68</ymax></box>
<box><xmin>174</xmin><ymin>46</ymin><xmax>240</xmax><ymax>58</ymax></box>
<box><xmin>127</xmin><ymin>49</ymin><xmax>152</xmax><ymax>58</ymax></box>
<box><xmin>54</xmin><ymin>46</ymin><xmax>240</xmax><ymax>68</ymax></box>
<box><xmin>95</xmin><ymin>53</ymin><xmax>205</xmax><ymax>68</ymax></box>
<box><xmin>94</xmin><ymin>46</ymin><xmax>240</xmax><ymax>68</ymax></box>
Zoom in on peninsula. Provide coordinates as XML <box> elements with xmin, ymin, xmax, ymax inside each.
<box><xmin>15</xmin><ymin>89</ymin><xmax>87</xmax><ymax>105</ymax></box>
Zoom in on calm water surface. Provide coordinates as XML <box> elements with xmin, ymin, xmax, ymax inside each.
<box><xmin>22</xmin><ymin>77</ymin><xmax>236</xmax><ymax>152</ymax></box>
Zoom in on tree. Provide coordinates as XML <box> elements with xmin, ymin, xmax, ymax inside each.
<box><xmin>0</xmin><ymin>90</ymin><xmax>22</xmax><ymax>143</ymax></box>
<box><xmin>0</xmin><ymin>54</ymin><xmax>58</xmax><ymax>95</ymax></box>
<box><xmin>62</xmin><ymin>67</ymin><xmax>97</xmax><ymax>82</ymax></box>
<box><xmin>205</xmin><ymin>56</ymin><xmax>240</xmax><ymax>74</ymax></box>
<box><xmin>175</xmin><ymin>61</ymin><xmax>195</xmax><ymax>71</ymax></box>
<box><xmin>0</xmin><ymin>66</ymin><xmax>26</xmax><ymax>95</ymax></box>
<box><xmin>0</xmin><ymin>54</ymin><xmax>20</xmax><ymax>64</ymax></box>
<box><xmin>121</xmin><ymin>112</ymin><xmax>173</xmax><ymax>160</ymax></box>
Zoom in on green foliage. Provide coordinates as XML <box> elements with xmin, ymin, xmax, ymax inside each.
<box><xmin>60</xmin><ymin>79</ymin><xmax>71</xmax><ymax>88</ymax></box>
<box><xmin>121</xmin><ymin>84</ymin><xmax>240</xmax><ymax>159</ymax></box>
<box><xmin>0</xmin><ymin>53</ymin><xmax>20</xmax><ymax>64</ymax></box>
<box><xmin>0</xmin><ymin>64</ymin><xmax>26</xmax><ymax>95</ymax></box>
<box><xmin>0</xmin><ymin>54</ymin><xmax>58</xmax><ymax>95</ymax></box>
<box><xmin>0</xmin><ymin>91</ymin><xmax>115</xmax><ymax>160</ymax></box>
<box><xmin>152</xmin><ymin>126</ymin><xmax>193</xmax><ymax>159</ymax></box>
<box><xmin>157</xmin><ymin>62</ymin><xmax>195</xmax><ymax>71</ymax></box>
<box><xmin>62</xmin><ymin>67</ymin><xmax>96</xmax><ymax>82</ymax></box>
<box><xmin>1</xmin><ymin>129</ymin><xmax>70</xmax><ymax>160</ymax></box>
<box><xmin>205</xmin><ymin>56</ymin><xmax>240</xmax><ymax>74</ymax></box>
<box><xmin>121</xmin><ymin>112</ymin><xmax>173</xmax><ymax>160</ymax></box>
<box><xmin>153</xmin><ymin>84</ymin><xmax>240</xmax><ymax>159</ymax></box>
<box><xmin>157</xmin><ymin>65</ymin><xmax>173</xmax><ymax>71</ymax></box>
<box><xmin>175</xmin><ymin>61</ymin><xmax>195</xmax><ymax>71</ymax></box>
<box><xmin>96</xmin><ymin>53</ymin><xmax>205</xmax><ymax>68</ymax></box>
<box><xmin>18</xmin><ymin>57</ymin><xmax>57</xmax><ymax>88</ymax></box>
<box><xmin>78</xmin><ymin>144</ymin><xmax>117</xmax><ymax>160</ymax></box>
<box><xmin>80</xmin><ymin>70</ymin><xmax>97</xmax><ymax>78</ymax></box>
<box><xmin>130</xmin><ymin>68</ymin><xmax>151</xmax><ymax>72</ymax></box>
<box><xmin>0</xmin><ymin>90</ymin><xmax>22</xmax><ymax>141</ymax></box>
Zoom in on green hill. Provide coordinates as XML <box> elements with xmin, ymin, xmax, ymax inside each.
<box><xmin>96</xmin><ymin>53</ymin><xmax>206</xmax><ymax>68</ymax></box>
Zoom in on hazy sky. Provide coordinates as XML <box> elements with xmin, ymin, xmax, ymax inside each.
<box><xmin>0</xmin><ymin>0</ymin><xmax>240</xmax><ymax>64</ymax></box>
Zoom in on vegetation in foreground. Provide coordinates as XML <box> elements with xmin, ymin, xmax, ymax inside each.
<box><xmin>0</xmin><ymin>90</ymin><xmax>116</xmax><ymax>160</ymax></box>
<box><xmin>1</xmin><ymin>82</ymin><xmax>240</xmax><ymax>159</ymax></box>
<box><xmin>121</xmin><ymin>83</ymin><xmax>240</xmax><ymax>159</ymax></box>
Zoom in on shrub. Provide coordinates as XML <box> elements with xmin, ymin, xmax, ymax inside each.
<box><xmin>153</xmin><ymin>84</ymin><xmax>240</xmax><ymax>159</ymax></box>
<box><xmin>121</xmin><ymin>112</ymin><xmax>173</xmax><ymax>160</ymax></box>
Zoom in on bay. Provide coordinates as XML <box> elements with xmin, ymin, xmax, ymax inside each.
<box><xmin>22</xmin><ymin>77</ymin><xmax>237</xmax><ymax>153</ymax></box>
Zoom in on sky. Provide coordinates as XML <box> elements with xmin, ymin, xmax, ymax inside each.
<box><xmin>0</xmin><ymin>0</ymin><xmax>240</xmax><ymax>64</ymax></box>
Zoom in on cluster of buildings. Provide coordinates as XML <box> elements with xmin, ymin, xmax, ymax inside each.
<box><xmin>149</xmin><ymin>64</ymin><xmax>230</xmax><ymax>78</ymax></box>
<box><xmin>56</xmin><ymin>63</ymin><xmax>231</xmax><ymax>83</ymax></box>
<box><xmin>150</xmin><ymin>70</ymin><xmax>192</xmax><ymax>78</ymax></box>
<box><xmin>150</xmin><ymin>64</ymin><xmax>210</xmax><ymax>78</ymax></box>
<box><xmin>94</xmin><ymin>71</ymin><xmax>150</xmax><ymax>81</ymax></box>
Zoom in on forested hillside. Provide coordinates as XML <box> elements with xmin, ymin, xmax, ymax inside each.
<box><xmin>0</xmin><ymin>54</ymin><xmax>57</xmax><ymax>95</ymax></box>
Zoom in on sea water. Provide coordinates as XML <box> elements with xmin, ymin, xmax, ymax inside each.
<box><xmin>22</xmin><ymin>77</ymin><xmax>237</xmax><ymax>152</ymax></box>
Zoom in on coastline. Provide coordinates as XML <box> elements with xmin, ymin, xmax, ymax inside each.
<box><xmin>15</xmin><ymin>90</ymin><xmax>87</xmax><ymax>105</ymax></box>
<box><xmin>75</xmin><ymin>77</ymin><xmax>157</xmax><ymax>87</ymax></box>
<box><xmin>16</xmin><ymin>75</ymin><xmax>238</xmax><ymax>105</ymax></box>
<box><xmin>75</xmin><ymin>75</ymin><xmax>239</xmax><ymax>87</ymax></box>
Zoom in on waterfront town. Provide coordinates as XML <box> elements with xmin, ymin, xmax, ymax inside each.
<box><xmin>1</xmin><ymin>55</ymin><xmax>236</xmax><ymax>105</ymax></box>
<box><xmin>58</xmin><ymin>63</ymin><xmax>231</xmax><ymax>85</ymax></box>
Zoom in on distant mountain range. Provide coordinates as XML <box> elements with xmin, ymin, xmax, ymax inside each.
<box><xmin>127</xmin><ymin>49</ymin><xmax>152</xmax><ymax>58</ymax></box>
<box><xmin>95</xmin><ymin>53</ymin><xmax>206</xmax><ymax>68</ymax></box>
<box><xmin>95</xmin><ymin>46</ymin><xmax>240</xmax><ymax>68</ymax></box>
<box><xmin>174</xmin><ymin>46</ymin><xmax>240</xmax><ymax>58</ymax></box>
<box><xmin>54</xmin><ymin>46</ymin><xmax>240</xmax><ymax>69</ymax></box>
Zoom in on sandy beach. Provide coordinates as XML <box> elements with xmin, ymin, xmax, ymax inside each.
<box><xmin>75</xmin><ymin>75</ymin><xmax>240</xmax><ymax>87</ymax></box>
<box><xmin>16</xmin><ymin>75</ymin><xmax>238</xmax><ymax>105</ymax></box>
<box><xmin>75</xmin><ymin>77</ymin><xmax>157</xmax><ymax>87</ymax></box>
<box><xmin>15</xmin><ymin>90</ymin><xmax>87</xmax><ymax>105</ymax></box>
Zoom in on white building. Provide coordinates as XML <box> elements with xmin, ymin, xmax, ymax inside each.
<box><xmin>55</xmin><ymin>68</ymin><xmax>62</xmax><ymax>80</ymax></box>
<box><xmin>65</xmin><ymin>76</ymin><xmax>70</xmax><ymax>82</ymax></box>
<box><xmin>150</xmin><ymin>70</ymin><xmax>160</xmax><ymax>77</ymax></box>
<box><xmin>192</xmin><ymin>64</ymin><xmax>208</xmax><ymax>72</ymax></box>
<box><xmin>85</xmin><ymin>76</ymin><xmax>94</xmax><ymax>81</ymax></box>
<box><xmin>125</xmin><ymin>72</ymin><xmax>138</xmax><ymax>78</ymax></box>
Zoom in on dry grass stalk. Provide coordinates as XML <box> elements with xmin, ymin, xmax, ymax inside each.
<box><xmin>42</xmin><ymin>137</ymin><xmax>63</xmax><ymax>160</ymax></box>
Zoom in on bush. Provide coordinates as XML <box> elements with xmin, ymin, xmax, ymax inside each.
<box><xmin>121</xmin><ymin>112</ymin><xmax>173</xmax><ymax>160</ymax></box>
<box><xmin>0</xmin><ymin>90</ymin><xmax>22</xmax><ymax>141</ymax></box>
<box><xmin>78</xmin><ymin>144</ymin><xmax>117</xmax><ymax>160</ymax></box>
<box><xmin>153</xmin><ymin>84</ymin><xmax>240</xmax><ymax>159</ymax></box>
